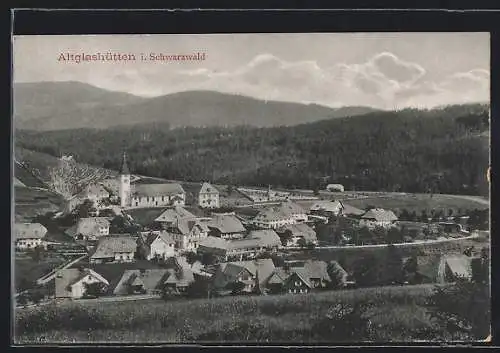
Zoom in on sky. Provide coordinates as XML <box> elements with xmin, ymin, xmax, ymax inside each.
<box><xmin>13</xmin><ymin>33</ymin><xmax>490</xmax><ymax>109</ymax></box>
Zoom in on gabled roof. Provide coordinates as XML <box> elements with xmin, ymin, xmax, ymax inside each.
<box><xmin>309</xmin><ymin>200</ymin><xmax>343</xmax><ymax>213</ymax></box>
<box><xmin>176</xmin><ymin>218</ymin><xmax>210</xmax><ymax>236</ymax></box>
<box><xmin>14</xmin><ymin>223</ymin><xmax>48</xmax><ymax>240</ymax></box>
<box><xmin>133</xmin><ymin>183</ymin><xmax>185</xmax><ymax>198</ymax></box>
<box><xmin>113</xmin><ymin>269</ymin><xmax>169</xmax><ymax>295</ymax></box>
<box><xmin>228</xmin><ymin>230</ymin><xmax>282</xmax><ymax>250</ymax></box>
<box><xmin>213</xmin><ymin>259</ymin><xmax>275</xmax><ymax>289</ymax></box>
<box><xmin>278</xmin><ymin>223</ymin><xmax>317</xmax><ymax>242</ymax></box>
<box><xmin>340</xmin><ymin>202</ymin><xmax>366</xmax><ymax>216</ymax></box>
<box><xmin>280</xmin><ymin>260</ymin><xmax>332</xmax><ymax>288</ymax></box>
<box><xmin>208</xmin><ymin>214</ymin><xmax>246</xmax><ymax>234</ymax></box>
<box><xmin>403</xmin><ymin>255</ymin><xmax>442</xmax><ymax>281</ymax></box>
<box><xmin>154</xmin><ymin>206</ymin><xmax>196</xmax><ymax>223</ymax></box>
<box><xmin>199</xmin><ymin>236</ymin><xmax>229</xmax><ymax>250</ymax></box>
<box><xmin>90</xmin><ymin>236</ymin><xmax>137</xmax><ymax>259</ymax></box>
<box><xmin>65</xmin><ymin>217</ymin><xmax>110</xmax><ymax>238</ymax></box>
<box><xmin>444</xmin><ymin>255</ymin><xmax>473</xmax><ymax>279</ymax></box>
<box><xmin>199</xmin><ymin>182</ymin><xmax>219</xmax><ymax>195</ymax></box>
<box><xmin>164</xmin><ymin>268</ymin><xmax>195</xmax><ymax>287</ymax></box>
<box><xmin>361</xmin><ymin>208</ymin><xmax>398</xmax><ymax>222</ymax></box>
<box><xmin>142</xmin><ymin>231</ymin><xmax>176</xmax><ymax>247</ymax></box>
<box><xmin>55</xmin><ymin>268</ymin><xmax>109</xmax><ymax>298</ymax></box>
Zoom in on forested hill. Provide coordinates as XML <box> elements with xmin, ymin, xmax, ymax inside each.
<box><xmin>15</xmin><ymin>103</ymin><xmax>490</xmax><ymax>196</ymax></box>
<box><xmin>14</xmin><ymin>82</ymin><xmax>376</xmax><ymax>130</ymax></box>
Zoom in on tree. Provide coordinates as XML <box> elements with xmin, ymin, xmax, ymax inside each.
<box><xmin>201</xmin><ymin>252</ymin><xmax>218</xmax><ymax>266</ymax></box>
<box><xmin>387</xmin><ymin>227</ymin><xmax>403</xmax><ymax>244</ymax></box>
<box><xmin>75</xmin><ymin>199</ymin><xmax>94</xmax><ymax>219</ymax></box>
<box><xmin>427</xmin><ymin>280</ymin><xmax>490</xmax><ymax>340</ymax></box>
<box><xmin>328</xmin><ymin>262</ymin><xmax>347</xmax><ymax>289</ymax></box>
<box><xmin>83</xmin><ymin>282</ymin><xmax>107</xmax><ymax>298</ymax></box>
<box><xmin>29</xmin><ymin>245</ymin><xmax>47</xmax><ymax>262</ymax></box>
<box><xmin>185</xmin><ymin>279</ymin><xmax>211</xmax><ymax>299</ymax></box>
<box><xmin>227</xmin><ymin>281</ymin><xmax>246</xmax><ymax>295</ymax></box>
<box><xmin>185</xmin><ymin>251</ymin><xmax>198</xmax><ymax>265</ymax></box>
<box><xmin>297</xmin><ymin>238</ymin><xmax>307</xmax><ymax>248</ymax></box>
<box><xmin>384</xmin><ymin>244</ymin><xmax>404</xmax><ymax>284</ymax></box>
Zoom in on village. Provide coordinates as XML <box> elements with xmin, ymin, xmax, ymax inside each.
<box><xmin>14</xmin><ymin>152</ymin><xmax>490</xmax><ymax>306</ymax></box>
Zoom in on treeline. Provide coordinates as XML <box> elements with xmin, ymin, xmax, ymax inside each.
<box><xmin>16</xmin><ymin>104</ymin><xmax>489</xmax><ymax>196</ymax></box>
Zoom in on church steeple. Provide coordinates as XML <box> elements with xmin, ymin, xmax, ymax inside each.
<box><xmin>120</xmin><ymin>152</ymin><xmax>130</xmax><ymax>175</ymax></box>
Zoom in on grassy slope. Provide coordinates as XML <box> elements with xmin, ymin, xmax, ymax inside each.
<box><xmin>14</xmin><ymin>284</ymin><xmax>439</xmax><ymax>344</ymax></box>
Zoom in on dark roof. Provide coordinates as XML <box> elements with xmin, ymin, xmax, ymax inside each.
<box><xmin>133</xmin><ymin>183</ymin><xmax>185</xmax><ymax>198</ymax></box>
<box><xmin>278</xmin><ymin>223</ymin><xmax>317</xmax><ymax>242</ymax></box>
<box><xmin>90</xmin><ymin>236</ymin><xmax>137</xmax><ymax>259</ymax></box>
<box><xmin>113</xmin><ymin>269</ymin><xmax>169</xmax><ymax>295</ymax></box>
<box><xmin>213</xmin><ymin>259</ymin><xmax>275</xmax><ymax>289</ymax></box>
<box><xmin>208</xmin><ymin>214</ymin><xmax>246</xmax><ymax>234</ymax></box>
<box><xmin>164</xmin><ymin>268</ymin><xmax>195</xmax><ymax>287</ymax></box>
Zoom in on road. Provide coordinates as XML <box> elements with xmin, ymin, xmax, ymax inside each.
<box><xmin>285</xmin><ymin>233</ymin><xmax>480</xmax><ymax>251</ymax></box>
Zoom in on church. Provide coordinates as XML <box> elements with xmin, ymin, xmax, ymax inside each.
<box><xmin>119</xmin><ymin>153</ymin><xmax>186</xmax><ymax>209</ymax></box>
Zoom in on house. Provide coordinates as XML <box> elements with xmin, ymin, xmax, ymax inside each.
<box><xmin>198</xmin><ymin>230</ymin><xmax>281</xmax><ymax>261</ymax></box>
<box><xmin>14</xmin><ymin>223</ymin><xmax>47</xmax><ymax>250</ymax></box>
<box><xmin>252</xmin><ymin>201</ymin><xmax>308</xmax><ymax>229</ymax></box>
<box><xmin>207</xmin><ymin>213</ymin><xmax>246</xmax><ymax>239</ymax></box>
<box><xmin>277</xmin><ymin>223</ymin><xmax>318</xmax><ymax>247</ymax></box>
<box><xmin>130</xmin><ymin>183</ymin><xmax>186</xmax><ymax>208</ymax></box>
<box><xmin>198</xmin><ymin>182</ymin><xmax>220</xmax><ymax>209</ymax></box>
<box><xmin>309</xmin><ymin>200</ymin><xmax>343</xmax><ymax>217</ymax></box>
<box><xmin>154</xmin><ymin>206</ymin><xmax>197</xmax><ymax>227</ymax></box>
<box><xmin>55</xmin><ymin>268</ymin><xmax>109</xmax><ymax>299</ymax></box>
<box><xmin>326</xmin><ymin>184</ymin><xmax>345</xmax><ymax>192</ymax></box>
<box><xmin>170</xmin><ymin>218</ymin><xmax>210</xmax><ymax>252</ymax></box>
<box><xmin>138</xmin><ymin>231</ymin><xmax>176</xmax><ymax>260</ymax></box>
<box><xmin>212</xmin><ymin>258</ymin><xmax>276</xmax><ymax>295</ymax></box>
<box><xmin>283</xmin><ymin>260</ymin><xmax>332</xmax><ymax>294</ymax></box>
<box><xmin>340</xmin><ymin>203</ymin><xmax>366</xmax><ymax>218</ymax></box>
<box><xmin>163</xmin><ymin>267</ymin><xmax>196</xmax><ymax>294</ymax></box>
<box><xmin>267</xmin><ymin>260</ymin><xmax>333</xmax><ymax>294</ymax></box>
<box><xmin>359</xmin><ymin>208</ymin><xmax>398</xmax><ymax>229</ymax></box>
<box><xmin>441</xmin><ymin>255</ymin><xmax>475</xmax><ymax>283</ymax></box>
<box><xmin>403</xmin><ymin>255</ymin><xmax>443</xmax><ymax>284</ymax></box>
<box><xmin>65</xmin><ymin>217</ymin><xmax>110</xmax><ymax>240</ymax></box>
<box><xmin>89</xmin><ymin>236</ymin><xmax>138</xmax><ymax>264</ymax></box>
<box><xmin>113</xmin><ymin>269</ymin><xmax>170</xmax><ymax>296</ymax></box>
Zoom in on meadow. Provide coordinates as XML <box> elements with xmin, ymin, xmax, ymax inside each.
<box><xmin>14</xmin><ymin>284</ymin><xmax>447</xmax><ymax>344</ymax></box>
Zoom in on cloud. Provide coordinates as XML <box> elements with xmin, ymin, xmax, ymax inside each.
<box><xmin>91</xmin><ymin>52</ymin><xmax>489</xmax><ymax>109</ymax></box>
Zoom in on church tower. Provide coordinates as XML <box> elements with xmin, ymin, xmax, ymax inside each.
<box><xmin>119</xmin><ymin>152</ymin><xmax>131</xmax><ymax>208</ymax></box>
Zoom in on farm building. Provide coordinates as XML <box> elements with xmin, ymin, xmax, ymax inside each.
<box><xmin>113</xmin><ymin>269</ymin><xmax>169</xmax><ymax>296</ymax></box>
<box><xmin>198</xmin><ymin>230</ymin><xmax>281</xmax><ymax>261</ymax></box>
<box><xmin>326</xmin><ymin>184</ymin><xmax>345</xmax><ymax>192</ymax></box>
<box><xmin>64</xmin><ymin>217</ymin><xmax>110</xmax><ymax>240</ymax></box>
<box><xmin>54</xmin><ymin>268</ymin><xmax>109</xmax><ymax>299</ymax></box>
<box><xmin>89</xmin><ymin>236</ymin><xmax>138</xmax><ymax>264</ymax></box>
<box><xmin>14</xmin><ymin>223</ymin><xmax>47</xmax><ymax>250</ymax></box>
<box><xmin>359</xmin><ymin>208</ymin><xmax>398</xmax><ymax>229</ymax></box>
<box><xmin>252</xmin><ymin>201</ymin><xmax>307</xmax><ymax>229</ymax></box>
<box><xmin>154</xmin><ymin>206</ymin><xmax>197</xmax><ymax>227</ymax></box>
<box><xmin>212</xmin><ymin>258</ymin><xmax>276</xmax><ymax>295</ymax></box>
<box><xmin>207</xmin><ymin>213</ymin><xmax>246</xmax><ymax>239</ymax></box>
<box><xmin>277</xmin><ymin>223</ymin><xmax>318</xmax><ymax>247</ymax></box>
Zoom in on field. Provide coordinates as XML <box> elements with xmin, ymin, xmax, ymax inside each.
<box><xmin>14</xmin><ymin>256</ymin><xmax>65</xmax><ymax>291</ymax></box>
<box><xmin>14</xmin><ymin>186</ymin><xmax>65</xmax><ymax>222</ymax></box>
<box><xmin>334</xmin><ymin>193</ymin><xmax>489</xmax><ymax>214</ymax></box>
<box><xmin>14</xmin><ymin>283</ymin><xmax>444</xmax><ymax>344</ymax></box>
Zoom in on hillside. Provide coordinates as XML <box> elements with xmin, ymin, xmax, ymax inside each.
<box><xmin>15</xmin><ymin>103</ymin><xmax>489</xmax><ymax>196</ymax></box>
<box><xmin>14</xmin><ymin>82</ymin><xmax>376</xmax><ymax>130</ymax></box>
<box><xmin>13</xmin><ymin>81</ymin><xmax>146</xmax><ymax>129</ymax></box>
